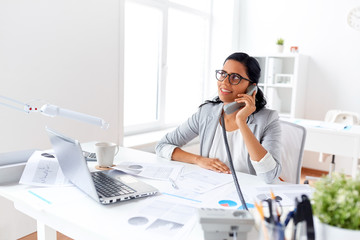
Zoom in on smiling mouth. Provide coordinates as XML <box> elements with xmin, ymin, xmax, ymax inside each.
<box><xmin>220</xmin><ymin>88</ymin><xmax>232</xmax><ymax>93</ymax></box>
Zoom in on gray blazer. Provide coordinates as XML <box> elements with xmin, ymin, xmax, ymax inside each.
<box><xmin>155</xmin><ymin>102</ymin><xmax>282</xmax><ymax>183</ymax></box>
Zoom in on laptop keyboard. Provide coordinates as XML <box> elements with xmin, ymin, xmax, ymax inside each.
<box><xmin>91</xmin><ymin>171</ymin><xmax>136</xmax><ymax>198</ymax></box>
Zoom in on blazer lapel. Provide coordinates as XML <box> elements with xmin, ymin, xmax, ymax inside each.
<box><xmin>247</xmin><ymin>114</ymin><xmax>259</xmax><ymax>140</ymax></box>
<box><xmin>200</xmin><ymin>104</ymin><xmax>223</xmax><ymax>156</ymax></box>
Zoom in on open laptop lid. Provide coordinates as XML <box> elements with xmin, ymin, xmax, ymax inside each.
<box><xmin>46</xmin><ymin>127</ymin><xmax>100</xmax><ymax>203</ymax></box>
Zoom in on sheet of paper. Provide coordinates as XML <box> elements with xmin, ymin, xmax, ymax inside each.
<box><xmin>293</xmin><ymin>119</ymin><xmax>348</xmax><ymax>131</ymax></box>
<box><xmin>174</xmin><ymin>168</ymin><xmax>233</xmax><ymax>194</ymax></box>
<box><xmin>160</xmin><ymin>168</ymin><xmax>233</xmax><ymax>206</ymax></box>
<box><xmin>161</xmin><ymin>189</ymin><xmax>208</xmax><ymax>206</ymax></box>
<box><xmin>198</xmin><ymin>183</ymin><xmax>254</xmax><ymax>210</ymax></box>
<box><xmin>125</xmin><ymin>194</ymin><xmax>197</xmax><ymax>240</ymax></box>
<box><xmin>242</xmin><ymin>184</ymin><xmax>314</xmax><ymax>207</ymax></box>
<box><xmin>19</xmin><ymin>150</ymin><xmax>71</xmax><ymax>187</ymax></box>
<box><xmin>113</xmin><ymin>161</ymin><xmax>184</xmax><ymax>181</ymax></box>
<box><xmin>196</xmin><ymin>183</ymin><xmax>313</xmax><ymax>209</ymax></box>
<box><xmin>158</xmin><ymin>169</ymin><xmax>233</xmax><ymax>207</ymax></box>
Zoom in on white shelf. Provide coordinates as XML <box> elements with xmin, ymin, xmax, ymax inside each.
<box><xmin>255</xmin><ymin>54</ymin><xmax>308</xmax><ymax>118</ymax></box>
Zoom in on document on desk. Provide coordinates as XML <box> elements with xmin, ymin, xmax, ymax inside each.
<box><xmin>292</xmin><ymin>119</ymin><xmax>349</xmax><ymax>131</ymax></box>
<box><xmin>175</xmin><ymin>168</ymin><xmax>233</xmax><ymax>194</ymax></box>
<box><xmin>243</xmin><ymin>184</ymin><xmax>314</xmax><ymax>206</ymax></box>
<box><xmin>196</xmin><ymin>183</ymin><xmax>254</xmax><ymax>210</ymax></box>
<box><xmin>199</xmin><ymin>183</ymin><xmax>314</xmax><ymax>209</ymax></box>
<box><xmin>126</xmin><ymin>195</ymin><xmax>197</xmax><ymax>240</ymax></box>
<box><xmin>113</xmin><ymin>161</ymin><xmax>183</xmax><ymax>181</ymax></box>
<box><xmin>19</xmin><ymin>150</ymin><xmax>71</xmax><ymax>187</ymax></box>
<box><xmin>159</xmin><ymin>169</ymin><xmax>233</xmax><ymax>206</ymax></box>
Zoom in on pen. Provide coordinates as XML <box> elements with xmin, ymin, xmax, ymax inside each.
<box><xmin>169</xmin><ymin>178</ymin><xmax>179</xmax><ymax>189</ymax></box>
<box><xmin>270</xmin><ymin>190</ymin><xmax>282</xmax><ymax>222</ymax></box>
<box><xmin>255</xmin><ymin>200</ymin><xmax>269</xmax><ymax>240</ymax></box>
<box><xmin>284</xmin><ymin>209</ymin><xmax>295</xmax><ymax>226</ymax></box>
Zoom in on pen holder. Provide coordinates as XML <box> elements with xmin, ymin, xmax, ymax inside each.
<box><xmin>258</xmin><ymin>222</ymin><xmax>285</xmax><ymax>240</ymax></box>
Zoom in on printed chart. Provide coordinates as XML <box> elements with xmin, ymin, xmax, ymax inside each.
<box><xmin>218</xmin><ymin>199</ymin><xmax>254</xmax><ymax>209</ymax></box>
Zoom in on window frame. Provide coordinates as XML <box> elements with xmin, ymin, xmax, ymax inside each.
<box><xmin>123</xmin><ymin>0</ymin><xmax>237</xmax><ymax>136</ymax></box>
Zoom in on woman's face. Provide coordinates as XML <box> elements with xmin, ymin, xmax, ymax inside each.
<box><xmin>217</xmin><ymin>59</ymin><xmax>251</xmax><ymax>104</ymax></box>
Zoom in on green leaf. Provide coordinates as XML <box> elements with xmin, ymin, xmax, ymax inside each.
<box><xmin>312</xmin><ymin>173</ymin><xmax>360</xmax><ymax>230</ymax></box>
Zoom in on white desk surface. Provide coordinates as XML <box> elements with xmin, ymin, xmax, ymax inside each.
<box><xmin>0</xmin><ymin>146</ymin><xmax>303</xmax><ymax>240</ymax></box>
<box><xmin>283</xmin><ymin>118</ymin><xmax>360</xmax><ymax>178</ymax></box>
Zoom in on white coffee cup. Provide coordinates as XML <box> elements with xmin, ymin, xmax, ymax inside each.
<box><xmin>95</xmin><ymin>142</ymin><xmax>119</xmax><ymax>168</ymax></box>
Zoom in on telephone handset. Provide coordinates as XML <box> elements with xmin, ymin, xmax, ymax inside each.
<box><xmin>223</xmin><ymin>85</ymin><xmax>257</xmax><ymax>115</ymax></box>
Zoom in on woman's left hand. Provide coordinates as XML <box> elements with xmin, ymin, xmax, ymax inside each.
<box><xmin>234</xmin><ymin>89</ymin><xmax>256</xmax><ymax>125</ymax></box>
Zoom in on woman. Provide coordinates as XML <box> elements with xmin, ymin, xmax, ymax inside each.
<box><xmin>155</xmin><ymin>52</ymin><xmax>281</xmax><ymax>183</ymax></box>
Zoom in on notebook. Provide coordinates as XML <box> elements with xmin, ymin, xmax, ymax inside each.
<box><xmin>46</xmin><ymin>127</ymin><xmax>158</xmax><ymax>205</ymax></box>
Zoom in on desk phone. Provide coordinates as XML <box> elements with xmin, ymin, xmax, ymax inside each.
<box><xmin>198</xmin><ymin>208</ymin><xmax>254</xmax><ymax>240</ymax></box>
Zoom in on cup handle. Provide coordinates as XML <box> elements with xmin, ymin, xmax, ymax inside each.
<box><xmin>115</xmin><ymin>145</ymin><xmax>119</xmax><ymax>156</ymax></box>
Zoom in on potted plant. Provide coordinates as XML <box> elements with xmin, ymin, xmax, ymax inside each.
<box><xmin>276</xmin><ymin>38</ymin><xmax>284</xmax><ymax>53</ymax></box>
<box><xmin>312</xmin><ymin>173</ymin><xmax>360</xmax><ymax>239</ymax></box>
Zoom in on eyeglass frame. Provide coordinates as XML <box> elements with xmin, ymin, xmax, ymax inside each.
<box><xmin>215</xmin><ymin>69</ymin><xmax>253</xmax><ymax>85</ymax></box>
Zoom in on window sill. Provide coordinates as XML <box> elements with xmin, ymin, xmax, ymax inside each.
<box><xmin>123</xmin><ymin>128</ymin><xmax>200</xmax><ymax>154</ymax></box>
<box><xmin>123</xmin><ymin>128</ymin><xmax>176</xmax><ymax>152</ymax></box>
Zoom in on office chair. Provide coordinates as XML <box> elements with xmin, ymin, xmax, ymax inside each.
<box><xmin>278</xmin><ymin>120</ymin><xmax>307</xmax><ymax>184</ymax></box>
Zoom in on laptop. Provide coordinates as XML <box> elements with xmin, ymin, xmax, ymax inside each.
<box><xmin>46</xmin><ymin>127</ymin><xmax>158</xmax><ymax>205</ymax></box>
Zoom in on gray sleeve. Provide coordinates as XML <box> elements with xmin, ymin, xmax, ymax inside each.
<box><xmin>155</xmin><ymin>109</ymin><xmax>201</xmax><ymax>159</ymax></box>
<box><xmin>255</xmin><ymin>110</ymin><xmax>282</xmax><ymax>183</ymax></box>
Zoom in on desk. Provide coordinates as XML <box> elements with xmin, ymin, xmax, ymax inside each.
<box><xmin>0</xmin><ymin>146</ymin><xmax>306</xmax><ymax>240</ymax></box>
<box><xmin>283</xmin><ymin>118</ymin><xmax>360</xmax><ymax>178</ymax></box>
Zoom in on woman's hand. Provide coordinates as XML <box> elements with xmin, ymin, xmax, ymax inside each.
<box><xmin>195</xmin><ymin>157</ymin><xmax>231</xmax><ymax>174</ymax></box>
<box><xmin>235</xmin><ymin>88</ymin><xmax>257</xmax><ymax>125</ymax></box>
<box><xmin>171</xmin><ymin>148</ymin><xmax>230</xmax><ymax>173</ymax></box>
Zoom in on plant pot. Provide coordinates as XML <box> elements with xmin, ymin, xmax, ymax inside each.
<box><xmin>277</xmin><ymin>45</ymin><xmax>284</xmax><ymax>53</ymax></box>
<box><xmin>314</xmin><ymin>216</ymin><xmax>360</xmax><ymax>240</ymax></box>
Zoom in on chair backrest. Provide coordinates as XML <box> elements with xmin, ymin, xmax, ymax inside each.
<box><xmin>324</xmin><ymin>110</ymin><xmax>360</xmax><ymax>125</ymax></box>
<box><xmin>279</xmin><ymin>120</ymin><xmax>307</xmax><ymax>184</ymax></box>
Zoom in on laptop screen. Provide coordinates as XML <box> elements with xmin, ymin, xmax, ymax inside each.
<box><xmin>46</xmin><ymin>127</ymin><xmax>100</xmax><ymax>202</ymax></box>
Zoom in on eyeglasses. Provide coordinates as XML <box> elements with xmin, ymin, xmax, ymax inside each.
<box><xmin>215</xmin><ymin>70</ymin><xmax>252</xmax><ymax>85</ymax></box>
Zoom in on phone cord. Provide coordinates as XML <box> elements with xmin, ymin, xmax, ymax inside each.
<box><xmin>220</xmin><ymin>113</ymin><xmax>248</xmax><ymax>211</ymax></box>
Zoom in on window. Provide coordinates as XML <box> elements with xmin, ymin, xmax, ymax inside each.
<box><xmin>124</xmin><ymin>3</ymin><xmax>161</xmax><ymax>127</ymax></box>
<box><xmin>165</xmin><ymin>8</ymin><xmax>208</xmax><ymax>123</ymax></box>
<box><xmin>124</xmin><ymin>0</ymin><xmax>234</xmax><ymax>135</ymax></box>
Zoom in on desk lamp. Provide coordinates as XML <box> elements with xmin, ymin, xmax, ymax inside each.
<box><xmin>0</xmin><ymin>95</ymin><xmax>109</xmax><ymax>184</ymax></box>
<box><xmin>0</xmin><ymin>95</ymin><xmax>109</xmax><ymax>129</ymax></box>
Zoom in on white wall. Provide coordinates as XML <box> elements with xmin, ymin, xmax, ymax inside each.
<box><xmin>0</xmin><ymin>1</ymin><xmax>123</xmax><ymax>238</ymax></box>
<box><xmin>238</xmin><ymin>0</ymin><xmax>360</xmax><ymax>119</ymax></box>
<box><xmin>237</xmin><ymin>0</ymin><xmax>360</xmax><ymax>173</ymax></box>
<box><xmin>0</xmin><ymin>0</ymin><xmax>123</xmax><ymax>153</ymax></box>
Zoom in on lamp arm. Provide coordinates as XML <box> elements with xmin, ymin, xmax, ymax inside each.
<box><xmin>1</xmin><ymin>95</ymin><xmax>109</xmax><ymax>129</ymax></box>
<box><xmin>0</xmin><ymin>95</ymin><xmax>30</xmax><ymax>113</ymax></box>
<box><xmin>40</xmin><ymin>104</ymin><xmax>109</xmax><ymax>129</ymax></box>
